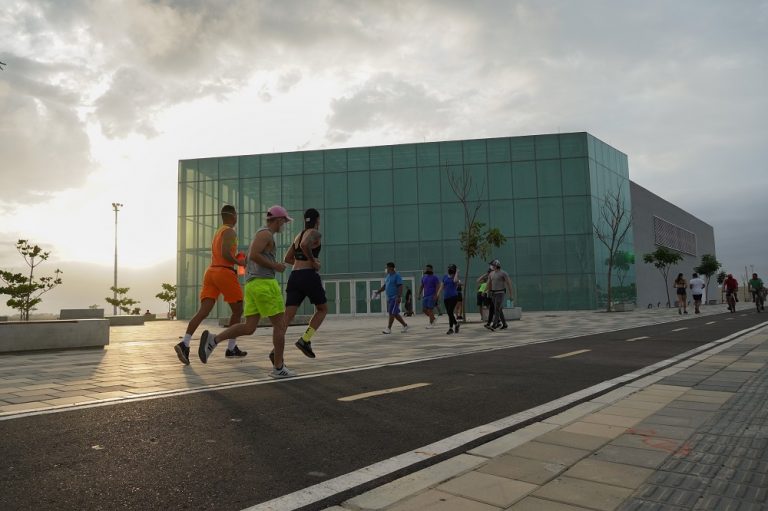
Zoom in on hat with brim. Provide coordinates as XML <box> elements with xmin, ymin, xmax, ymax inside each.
<box><xmin>266</xmin><ymin>205</ymin><xmax>293</xmax><ymax>221</ymax></box>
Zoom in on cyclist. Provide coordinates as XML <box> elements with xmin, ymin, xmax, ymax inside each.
<box><xmin>723</xmin><ymin>273</ymin><xmax>739</xmax><ymax>313</ymax></box>
<box><xmin>748</xmin><ymin>273</ymin><xmax>765</xmax><ymax>312</ymax></box>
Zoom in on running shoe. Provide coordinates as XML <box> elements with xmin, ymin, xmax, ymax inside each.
<box><xmin>454</xmin><ymin>323</ymin><xmax>460</xmax><ymax>333</ymax></box>
<box><xmin>174</xmin><ymin>341</ymin><xmax>190</xmax><ymax>365</ymax></box>
<box><xmin>446</xmin><ymin>328</ymin><xmax>453</xmax><ymax>335</ymax></box>
<box><xmin>382</xmin><ymin>328</ymin><xmax>392</xmax><ymax>334</ymax></box>
<box><xmin>270</xmin><ymin>366</ymin><xmax>296</xmax><ymax>379</ymax></box>
<box><xmin>225</xmin><ymin>346</ymin><xmax>248</xmax><ymax>358</ymax></box>
<box><xmin>401</xmin><ymin>325</ymin><xmax>409</xmax><ymax>333</ymax></box>
<box><xmin>295</xmin><ymin>338</ymin><xmax>316</xmax><ymax>358</ymax></box>
<box><xmin>198</xmin><ymin>330</ymin><xmax>217</xmax><ymax>364</ymax></box>
<box><xmin>484</xmin><ymin>324</ymin><xmax>495</xmax><ymax>332</ymax></box>
<box><xmin>499</xmin><ymin>324</ymin><xmax>508</xmax><ymax>330</ymax></box>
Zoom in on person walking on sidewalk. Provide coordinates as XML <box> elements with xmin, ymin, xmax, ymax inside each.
<box><xmin>198</xmin><ymin>205</ymin><xmax>296</xmax><ymax>379</ymax></box>
<box><xmin>374</xmin><ymin>262</ymin><xmax>408</xmax><ymax>334</ymax></box>
<box><xmin>439</xmin><ymin>264</ymin><xmax>460</xmax><ymax>334</ymax></box>
<box><xmin>173</xmin><ymin>204</ymin><xmax>248</xmax><ymax>365</ymax></box>
<box><xmin>674</xmin><ymin>273</ymin><xmax>688</xmax><ymax>315</ymax></box>
<box><xmin>282</xmin><ymin>208</ymin><xmax>327</xmax><ymax>359</ymax></box>
<box><xmin>485</xmin><ymin>259</ymin><xmax>513</xmax><ymax>331</ymax></box>
<box><xmin>418</xmin><ymin>264</ymin><xmax>440</xmax><ymax>328</ymax></box>
<box><xmin>689</xmin><ymin>272</ymin><xmax>706</xmax><ymax>314</ymax></box>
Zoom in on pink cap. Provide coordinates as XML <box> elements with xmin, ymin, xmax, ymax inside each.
<box><xmin>266</xmin><ymin>205</ymin><xmax>293</xmax><ymax>222</ymax></box>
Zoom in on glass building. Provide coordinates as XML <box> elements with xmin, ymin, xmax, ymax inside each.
<box><xmin>177</xmin><ymin>132</ymin><xmax>635</xmax><ymax>319</ymax></box>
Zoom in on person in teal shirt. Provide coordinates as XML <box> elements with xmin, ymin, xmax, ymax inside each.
<box><xmin>748</xmin><ymin>273</ymin><xmax>765</xmax><ymax>312</ymax></box>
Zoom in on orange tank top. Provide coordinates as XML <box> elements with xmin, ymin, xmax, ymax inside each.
<box><xmin>210</xmin><ymin>225</ymin><xmax>237</xmax><ymax>269</ymax></box>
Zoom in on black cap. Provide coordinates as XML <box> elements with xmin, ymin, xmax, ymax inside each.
<box><xmin>386</xmin><ymin>262</ymin><xmax>396</xmax><ymax>268</ymax></box>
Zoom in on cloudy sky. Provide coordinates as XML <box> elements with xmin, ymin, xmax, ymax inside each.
<box><xmin>1</xmin><ymin>0</ymin><xmax>766</xmax><ymax>314</ymax></box>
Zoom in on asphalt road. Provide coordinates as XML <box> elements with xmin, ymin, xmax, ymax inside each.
<box><xmin>1</xmin><ymin>311</ymin><xmax>765</xmax><ymax>511</ymax></box>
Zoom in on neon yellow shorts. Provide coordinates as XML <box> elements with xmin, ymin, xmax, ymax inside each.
<box><xmin>243</xmin><ymin>278</ymin><xmax>285</xmax><ymax>318</ymax></box>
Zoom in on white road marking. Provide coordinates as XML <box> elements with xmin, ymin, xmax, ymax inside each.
<box><xmin>671</xmin><ymin>327</ymin><xmax>688</xmax><ymax>332</ymax></box>
<box><xmin>551</xmin><ymin>349</ymin><xmax>591</xmax><ymax>359</ymax></box>
<box><xmin>706</xmin><ymin>321</ymin><xmax>716</xmax><ymax>325</ymax></box>
<box><xmin>338</xmin><ymin>383</ymin><xmax>431</xmax><ymax>402</ymax></box>
<box><xmin>726</xmin><ymin>317</ymin><xmax>734</xmax><ymax>320</ymax></box>
<box><xmin>626</xmin><ymin>336</ymin><xmax>649</xmax><ymax>342</ymax></box>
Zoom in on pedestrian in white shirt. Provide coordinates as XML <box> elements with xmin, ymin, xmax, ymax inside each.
<box><xmin>689</xmin><ymin>272</ymin><xmax>706</xmax><ymax>314</ymax></box>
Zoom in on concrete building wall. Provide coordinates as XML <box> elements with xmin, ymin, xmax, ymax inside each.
<box><xmin>630</xmin><ymin>181</ymin><xmax>716</xmax><ymax>308</ymax></box>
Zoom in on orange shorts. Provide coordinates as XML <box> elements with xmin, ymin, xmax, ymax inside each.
<box><xmin>200</xmin><ymin>267</ymin><xmax>243</xmax><ymax>303</ymax></box>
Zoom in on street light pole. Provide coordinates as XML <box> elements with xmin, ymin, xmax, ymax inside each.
<box><xmin>112</xmin><ymin>202</ymin><xmax>123</xmax><ymax>315</ymax></box>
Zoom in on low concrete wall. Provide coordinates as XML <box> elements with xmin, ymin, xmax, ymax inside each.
<box><xmin>143</xmin><ymin>313</ymin><xmax>157</xmax><ymax>321</ymax></box>
<box><xmin>60</xmin><ymin>308</ymin><xmax>105</xmax><ymax>319</ymax></box>
<box><xmin>218</xmin><ymin>315</ymin><xmax>312</xmax><ymax>327</ymax></box>
<box><xmin>107</xmin><ymin>315</ymin><xmax>145</xmax><ymax>326</ymax></box>
<box><xmin>0</xmin><ymin>319</ymin><xmax>109</xmax><ymax>353</ymax></box>
<box><xmin>504</xmin><ymin>307</ymin><xmax>523</xmax><ymax>321</ymax></box>
<box><xmin>613</xmin><ymin>303</ymin><xmax>636</xmax><ymax>312</ymax></box>
<box><xmin>0</xmin><ymin>316</ymin><xmax>7</xmax><ymax>322</ymax></box>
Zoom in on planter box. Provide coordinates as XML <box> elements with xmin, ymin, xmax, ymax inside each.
<box><xmin>503</xmin><ymin>306</ymin><xmax>523</xmax><ymax>321</ymax></box>
<box><xmin>60</xmin><ymin>308</ymin><xmax>104</xmax><ymax>319</ymax></box>
<box><xmin>613</xmin><ymin>303</ymin><xmax>635</xmax><ymax>312</ymax></box>
<box><xmin>0</xmin><ymin>316</ymin><xmax>7</xmax><ymax>322</ymax></box>
<box><xmin>0</xmin><ymin>319</ymin><xmax>109</xmax><ymax>353</ymax></box>
<box><xmin>107</xmin><ymin>315</ymin><xmax>145</xmax><ymax>326</ymax></box>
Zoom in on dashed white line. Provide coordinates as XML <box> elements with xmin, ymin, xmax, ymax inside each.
<box><xmin>671</xmin><ymin>327</ymin><xmax>688</xmax><ymax>332</ymax></box>
<box><xmin>338</xmin><ymin>383</ymin><xmax>431</xmax><ymax>402</ymax></box>
<box><xmin>706</xmin><ymin>321</ymin><xmax>716</xmax><ymax>325</ymax></box>
<box><xmin>626</xmin><ymin>336</ymin><xmax>649</xmax><ymax>342</ymax></box>
<box><xmin>551</xmin><ymin>349</ymin><xmax>591</xmax><ymax>359</ymax></box>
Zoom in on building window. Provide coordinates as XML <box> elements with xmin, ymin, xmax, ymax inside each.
<box><xmin>653</xmin><ymin>216</ymin><xmax>696</xmax><ymax>255</ymax></box>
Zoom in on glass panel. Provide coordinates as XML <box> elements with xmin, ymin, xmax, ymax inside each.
<box><xmin>395</xmin><ymin>242</ymin><xmax>420</xmax><ymax>271</ymax></box>
<box><xmin>419</xmin><ymin>241</ymin><xmax>444</xmax><ymax>271</ymax></box>
<box><xmin>347</xmin><ymin>147</ymin><xmax>369</xmax><ymax>171</ymax></box>
<box><xmin>324</xmin><ymin>149</ymin><xmax>347</xmax><ymax>172</ymax></box>
<box><xmin>240</xmin><ymin>155</ymin><xmax>259</xmax><ymax>178</ymax></box>
<box><xmin>393</xmin><ymin>168</ymin><xmax>418</xmax><ymax>204</ymax></box>
<box><xmin>348</xmin><ymin>244</ymin><xmax>371</xmax><ymax>273</ymax></box>
<box><xmin>324</xmin><ymin>245</ymin><xmax>349</xmax><ymax>274</ymax></box>
<box><xmin>559</xmin><ymin>133</ymin><xmax>587</xmax><ymax>158</ymax></box>
<box><xmin>489</xmin><ymin>200</ymin><xmax>515</xmax><ymax>237</ymax></box>
<box><xmin>261</xmin><ymin>154</ymin><xmax>281</xmax><ymax>176</ymax></box>
<box><xmin>348</xmin><ymin>207</ymin><xmax>371</xmax><ymax>244</ymax></box>
<box><xmin>516</xmin><ymin>275</ymin><xmax>542</xmax><ymax>310</ymax></box>
<box><xmin>303</xmin><ymin>174</ymin><xmax>324</xmax><ymax>209</ymax></box>
<box><xmin>325</xmin><ymin>281</ymin><xmax>337</xmax><ymax>314</ymax></box>
<box><xmin>394</xmin><ymin>205</ymin><xmax>419</xmax><ymax>242</ymax></box>
<box><xmin>198</xmin><ymin>158</ymin><xmax>218</xmax><ymax>181</ymax></box>
<box><xmin>539</xmin><ymin>197</ymin><xmax>564</xmax><ymax>235</ymax></box>
<box><xmin>370</xmin><ymin>170</ymin><xmax>393</xmax><ymax>206</ymax></box>
<box><xmin>182</xmin><ymin>159</ymin><xmax>198</xmax><ymax>182</ymax></box>
<box><xmin>565</xmin><ymin>234</ymin><xmax>595</xmax><ymax>274</ymax></box>
<box><xmin>219</xmin><ymin>180</ymin><xmax>239</xmax><ymax>210</ymax></box>
<box><xmin>418</xmin><ymin>204</ymin><xmax>441</xmax><ymax>241</ymax></box>
<box><xmin>370</xmin><ymin>243</ymin><xmax>395</xmax><ymax>270</ymax></box>
<box><xmin>512</xmin><ymin>161</ymin><xmax>537</xmax><ymax>198</ymax></box>
<box><xmin>282</xmin><ymin>152</ymin><xmax>303</xmax><ymax>175</ymax></box>
<box><xmin>324</xmin><ymin>173</ymin><xmax>348</xmax><ymax>207</ymax></box>
<box><xmin>339</xmin><ymin>281</ymin><xmax>351</xmax><ymax>313</ymax></box>
<box><xmin>540</xmin><ymin>236</ymin><xmax>566</xmax><ymax>273</ymax></box>
<box><xmin>282</xmin><ymin>175</ymin><xmax>303</xmax><ymax>210</ymax></box>
<box><xmin>510</xmin><ymin>136</ymin><xmax>535</xmax><ymax>161</ymax></box>
<box><xmin>463</xmin><ymin>139</ymin><xmax>487</xmax><ymax>164</ymax></box>
<box><xmin>515</xmin><ymin>236</ymin><xmax>541</xmax><ymax>275</ymax></box>
<box><xmin>536</xmin><ymin>160</ymin><xmax>562</xmax><ymax>197</ymax></box>
<box><xmin>355</xmin><ymin>281</ymin><xmax>367</xmax><ymax>314</ymax></box>
<box><xmin>440</xmin><ymin>202</ymin><xmax>465</xmax><ymax>240</ymax></box>
<box><xmin>514</xmin><ymin>199</ymin><xmax>539</xmax><ymax>236</ymax></box>
<box><xmin>370</xmin><ymin>146</ymin><xmax>392</xmax><ymax>170</ymax></box>
<box><xmin>369</xmin><ymin>280</ymin><xmax>383</xmax><ymax>313</ymax></box>
<box><xmin>568</xmin><ymin>274</ymin><xmax>595</xmax><ymax>309</ymax></box>
<box><xmin>370</xmin><ymin>206</ymin><xmax>394</xmax><ymax>242</ymax></box>
<box><xmin>325</xmin><ymin>208</ymin><xmax>348</xmax><ymax>245</ymax></box>
<box><xmin>535</xmin><ymin>134</ymin><xmax>560</xmax><ymax>159</ymax></box>
<box><xmin>467</xmin><ymin>164</ymin><xmax>488</xmax><ymax>200</ymax></box>
<box><xmin>439</xmin><ymin>141</ymin><xmax>462</xmax><ymax>165</ymax></box>
<box><xmin>440</xmin><ymin>165</ymin><xmax>462</xmax><ymax>203</ymax></box>
<box><xmin>488</xmin><ymin>163</ymin><xmax>513</xmax><ymax>200</ymax></box>
<box><xmin>563</xmin><ymin>196</ymin><xmax>590</xmax><ymax>234</ymax></box>
<box><xmin>542</xmin><ymin>275</ymin><xmax>568</xmax><ymax>310</ymax></box>
<box><xmin>418</xmin><ymin>166</ymin><xmax>441</xmax><ymax>203</ymax></box>
<box><xmin>185</xmin><ymin>183</ymin><xmax>196</xmax><ymax>216</ymax></box>
<box><xmin>260</xmin><ymin>176</ymin><xmax>281</xmax><ymax>208</ymax></box>
<box><xmin>348</xmin><ymin>172</ymin><xmax>370</xmax><ymax>207</ymax></box>
<box><xmin>487</xmin><ymin>138</ymin><xmax>511</xmax><ymax>162</ymax></box>
<box><xmin>304</xmin><ymin>151</ymin><xmax>324</xmax><ymax>174</ymax></box>
<box><xmin>392</xmin><ymin>144</ymin><xmax>417</xmax><ymax>168</ymax></box>
<box><xmin>219</xmin><ymin>157</ymin><xmax>238</xmax><ymax>179</ymax></box>
<box><xmin>417</xmin><ymin>142</ymin><xmax>439</xmax><ymax>166</ymax></box>
<box><xmin>562</xmin><ymin>158</ymin><xmax>589</xmax><ymax>196</ymax></box>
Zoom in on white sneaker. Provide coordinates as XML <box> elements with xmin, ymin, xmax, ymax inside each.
<box><xmin>198</xmin><ymin>330</ymin><xmax>217</xmax><ymax>364</ymax></box>
<box><xmin>401</xmin><ymin>325</ymin><xmax>409</xmax><ymax>333</ymax></box>
<box><xmin>382</xmin><ymin>328</ymin><xmax>391</xmax><ymax>334</ymax></box>
<box><xmin>270</xmin><ymin>365</ymin><xmax>296</xmax><ymax>379</ymax></box>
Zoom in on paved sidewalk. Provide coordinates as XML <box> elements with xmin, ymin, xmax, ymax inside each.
<box><xmin>0</xmin><ymin>307</ymin><xmax>726</xmax><ymax>417</ymax></box>
<box><xmin>324</xmin><ymin>322</ymin><xmax>768</xmax><ymax>511</ymax></box>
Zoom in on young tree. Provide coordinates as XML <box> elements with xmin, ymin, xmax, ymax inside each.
<box><xmin>643</xmin><ymin>247</ymin><xmax>683</xmax><ymax>308</ymax></box>
<box><xmin>105</xmin><ymin>286</ymin><xmax>140</xmax><ymax>315</ymax></box>
<box><xmin>694</xmin><ymin>253</ymin><xmax>722</xmax><ymax>303</ymax></box>
<box><xmin>605</xmin><ymin>250</ymin><xmax>635</xmax><ymax>302</ymax></box>
<box><xmin>594</xmin><ymin>189</ymin><xmax>633</xmax><ymax>311</ymax></box>
<box><xmin>447</xmin><ymin>164</ymin><xmax>506</xmax><ymax>315</ymax></box>
<box><xmin>155</xmin><ymin>283</ymin><xmax>177</xmax><ymax>317</ymax></box>
<box><xmin>0</xmin><ymin>240</ymin><xmax>63</xmax><ymax>321</ymax></box>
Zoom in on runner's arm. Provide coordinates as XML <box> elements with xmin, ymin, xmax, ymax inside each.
<box><xmin>219</xmin><ymin>228</ymin><xmax>239</xmax><ymax>265</ymax></box>
<box><xmin>284</xmin><ymin>243</ymin><xmax>296</xmax><ymax>265</ymax></box>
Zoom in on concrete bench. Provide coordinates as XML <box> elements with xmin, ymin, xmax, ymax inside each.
<box><xmin>0</xmin><ymin>319</ymin><xmax>110</xmax><ymax>353</ymax></box>
<box><xmin>143</xmin><ymin>313</ymin><xmax>157</xmax><ymax>321</ymax></box>
<box><xmin>60</xmin><ymin>308</ymin><xmax>105</xmax><ymax>319</ymax></box>
<box><xmin>218</xmin><ymin>315</ymin><xmax>312</xmax><ymax>327</ymax></box>
<box><xmin>613</xmin><ymin>303</ymin><xmax>635</xmax><ymax>312</ymax></box>
<box><xmin>107</xmin><ymin>315</ymin><xmax>145</xmax><ymax>326</ymax></box>
<box><xmin>0</xmin><ymin>315</ymin><xmax>8</xmax><ymax>322</ymax></box>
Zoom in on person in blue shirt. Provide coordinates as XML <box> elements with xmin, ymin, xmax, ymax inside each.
<box><xmin>418</xmin><ymin>264</ymin><xmax>440</xmax><ymax>328</ymax></box>
<box><xmin>438</xmin><ymin>264</ymin><xmax>460</xmax><ymax>334</ymax></box>
<box><xmin>374</xmin><ymin>262</ymin><xmax>409</xmax><ymax>334</ymax></box>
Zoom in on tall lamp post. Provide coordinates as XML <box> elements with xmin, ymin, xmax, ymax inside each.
<box><xmin>112</xmin><ymin>202</ymin><xmax>123</xmax><ymax>315</ymax></box>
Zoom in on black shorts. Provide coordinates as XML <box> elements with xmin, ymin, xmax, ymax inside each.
<box><xmin>457</xmin><ymin>292</ymin><xmax>463</xmax><ymax>302</ymax></box>
<box><xmin>676</xmin><ymin>288</ymin><xmax>686</xmax><ymax>296</ymax></box>
<box><xmin>285</xmin><ymin>269</ymin><xmax>327</xmax><ymax>307</ymax></box>
<box><xmin>476</xmin><ymin>293</ymin><xmax>484</xmax><ymax>307</ymax></box>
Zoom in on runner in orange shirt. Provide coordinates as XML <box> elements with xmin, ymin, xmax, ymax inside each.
<box><xmin>173</xmin><ymin>204</ymin><xmax>248</xmax><ymax>365</ymax></box>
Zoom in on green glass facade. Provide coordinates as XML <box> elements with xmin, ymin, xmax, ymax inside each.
<box><xmin>177</xmin><ymin>132</ymin><xmax>635</xmax><ymax>319</ymax></box>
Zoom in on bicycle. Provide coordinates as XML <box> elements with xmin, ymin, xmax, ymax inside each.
<box><xmin>726</xmin><ymin>291</ymin><xmax>736</xmax><ymax>313</ymax></box>
<box><xmin>753</xmin><ymin>290</ymin><xmax>766</xmax><ymax>313</ymax></box>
